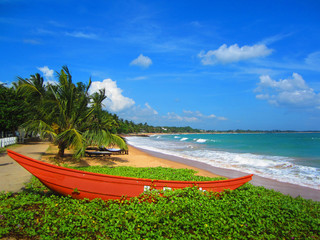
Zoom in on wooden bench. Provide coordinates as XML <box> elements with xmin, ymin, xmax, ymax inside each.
<box><xmin>85</xmin><ymin>151</ymin><xmax>112</xmax><ymax>157</ymax></box>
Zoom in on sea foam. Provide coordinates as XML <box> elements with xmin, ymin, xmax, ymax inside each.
<box><xmin>196</xmin><ymin>139</ymin><xmax>207</xmax><ymax>143</ymax></box>
<box><xmin>126</xmin><ymin>135</ymin><xmax>320</xmax><ymax>190</ymax></box>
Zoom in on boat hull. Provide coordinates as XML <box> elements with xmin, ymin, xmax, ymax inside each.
<box><xmin>7</xmin><ymin>150</ymin><xmax>253</xmax><ymax>200</ymax></box>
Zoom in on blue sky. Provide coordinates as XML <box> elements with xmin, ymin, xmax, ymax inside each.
<box><xmin>1</xmin><ymin>0</ymin><xmax>320</xmax><ymax>130</ymax></box>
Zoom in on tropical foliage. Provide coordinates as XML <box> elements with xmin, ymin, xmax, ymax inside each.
<box><xmin>0</xmin><ymin>167</ymin><xmax>319</xmax><ymax>239</ymax></box>
<box><xmin>0</xmin><ymin>84</ymin><xmax>28</xmax><ymax>133</ymax></box>
<box><xmin>12</xmin><ymin>66</ymin><xmax>127</xmax><ymax>158</ymax></box>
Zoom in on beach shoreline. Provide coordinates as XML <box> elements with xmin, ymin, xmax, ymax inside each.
<box><xmin>39</xmin><ymin>142</ymin><xmax>319</xmax><ymax>202</ymax></box>
<box><xmin>129</xmin><ymin>145</ymin><xmax>320</xmax><ymax>202</ymax></box>
<box><xmin>107</xmin><ymin>145</ymin><xmax>221</xmax><ymax>179</ymax></box>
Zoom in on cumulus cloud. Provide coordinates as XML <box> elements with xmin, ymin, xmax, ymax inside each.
<box><xmin>198</xmin><ymin>43</ymin><xmax>272</xmax><ymax>65</ymax></box>
<box><xmin>37</xmin><ymin>66</ymin><xmax>55</xmax><ymax>84</ymax></box>
<box><xmin>38</xmin><ymin>66</ymin><xmax>53</xmax><ymax>79</ymax></box>
<box><xmin>118</xmin><ymin>103</ymin><xmax>159</xmax><ymax>123</ymax></box>
<box><xmin>117</xmin><ymin>104</ymin><xmax>227</xmax><ymax>127</ymax></box>
<box><xmin>255</xmin><ymin>73</ymin><xmax>320</xmax><ymax>109</ymax></box>
<box><xmin>88</xmin><ymin>77</ymin><xmax>227</xmax><ymax>127</ymax></box>
<box><xmin>89</xmin><ymin>79</ymin><xmax>135</xmax><ymax>112</ymax></box>
<box><xmin>130</xmin><ymin>54</ymin><xmax>152</xmax><ymax>68</ymax></box>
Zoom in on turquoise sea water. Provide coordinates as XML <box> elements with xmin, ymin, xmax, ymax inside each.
<box><xmin>126</xmin><ymin>133</ymin><xmax>320</xmax><ymax>190</ymax></box>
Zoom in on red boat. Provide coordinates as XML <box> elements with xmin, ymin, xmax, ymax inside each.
<box><xmin>7</xmin><ymin>150</ymin><xmax>253</xmax><ymax>200</ymax></box>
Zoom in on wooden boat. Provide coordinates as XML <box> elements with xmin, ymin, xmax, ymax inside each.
<box><xmin>7</xmin><ymin>150</ymin><xmax>253</xmax><ymax>200</ymax></box>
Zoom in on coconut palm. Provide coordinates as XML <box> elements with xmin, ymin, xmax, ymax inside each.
<box><xmin>21</xmin><ymin>66</ymin><xmax>127</xmax><ymax>159</ymax></box>
<box><xmin>15</xmin><ymin>73</ymin><xmax>46</xmax><ymax>98</ymax></box>
<box><xmin>14</xmin><ymin>73</ymin><xmax>47</xmax><ymax>121</ymax></box>
<box><xmin>82</xmin><ymin>89</ymin><xmax>126</xmax><ymax>151</ymax></box>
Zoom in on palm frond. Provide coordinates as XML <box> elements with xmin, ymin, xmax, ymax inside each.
<box><xmin>56</xmin><ymin>129</ymin><xmax>86</xmax><ymax>158</ymax></box>
<box><xmin>83</xmin><ymin>129</ymin><xmax>127</xmax><ymax>150</ymax></box>
<box><xmin>21</xmin><ymin>120</ymin><xmax>57</xmax><ymax>140</ymax></box>
<box><xmin>109</xmin><ymin>134</ymin><xmax>128</xmax><ymax>150</ymax></box>
<box><xmin>16</xmin><ymin>73</ymin><xmax>45</xmax><ymax>98</ymax></box>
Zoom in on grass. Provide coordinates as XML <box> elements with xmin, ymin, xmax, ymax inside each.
<box><xmin>0</xmin><ymin>166</ymin><xmax>319</xmax><ymax>239</ymax></box>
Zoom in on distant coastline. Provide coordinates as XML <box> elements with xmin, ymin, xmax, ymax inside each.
<box><xmin>125</xmin><ymin>130</ymin><xmax>320</xmax><ymax>137</ymax></box>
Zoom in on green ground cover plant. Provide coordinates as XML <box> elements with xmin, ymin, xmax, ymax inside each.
<box><xmin>71</xmin><ymin>166</ymin><xmax>226</xmax><ymax>181</ymax></box>
<box><xmin>0</xmin><ymin>167</ymin><xmax>319</xmax><ymax>239</ymax></box>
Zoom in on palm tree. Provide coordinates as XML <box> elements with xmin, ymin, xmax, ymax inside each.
<box><xmin>21</xmin><ymin>66</ymin><xmax>127</xmax><ymax>159</ymax></box>
<box><xmin>82</xmin><ymin>89</ymin><xmax>126</xmax><ymax>151</ymax></box>
<box><xmin>14</xmin><ymin>73</ymin><xmax>47</xmax><ymax>121</ymax></box>
<box><xmin>15</xmin><ymin>73</ymin><xmax>46</xmax><ymax>98</ymax></box>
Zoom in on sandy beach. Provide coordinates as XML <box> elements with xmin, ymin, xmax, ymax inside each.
<box><xmin>42</xmin><ymin>144</ymin><xmax>221</xmax><ymax>179</ymax></box>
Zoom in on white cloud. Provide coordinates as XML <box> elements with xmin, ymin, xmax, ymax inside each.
<box><xmin>130</xmin><ymin>54</ymin><xmax>152</xmax><ymax>68</ymax></box>
<box><xmin>217</xmin><ymin>116</ymin><xmax>228</xmax><ymax>121</ymax></box>
<box><xmin>90</xmin><ymin>79</ymin><xmax>135</xmax><ymax>112</ymax></box>
<box><xmin>259</xmin><ymin>33</ymin><xmax>292</xmax><ymax>45</ymax></box>
<box><xmin>117</xmin><ymin>105</ymin><xmax>227</xmax><ymax>127</ymax></box>
<box><xmin>88</xmin><ymin>77</ymin><xmax>227</xmax><ymax>126</ymax></box>
<box><xmin>127</xmin><ymin>76</ymin><xmax>148</xmax><ymax>81</ymax></box>
<box><xmin>65</xmin><ymin>31</ymin><xmax>98</xmax><ymax>39</ymax></box>
<box><xmin>117</xmin><ymin>103</ymin><xmax>159</xmax><ymax>123</ymax></box>
<box><xmin>167</xmin><ymin>112</ymin><xmax>198</xmax><ymax>122</ymax></box>
<box><xmin>255</xmin><ymin>73</ymin><xmax>320</xmax><ymax>109</ymax></box>
<box><xmin>305</xmin><ymin>51</ymin><xmax>320</xmax><ymax>67</ymax></box>
<box><xmin>198</xmin><ymin>43</ymin><xmax>272</xmax><ymax>65</ymax></box>
<box><xmin>23</xmin><ymin>39</ymin><xmax>41</xmax><ymax>45</ymax></box>
<box><xmin>145</xmin><ymin>102</ymin><xmax>158</xmax><ymax>115</ymax></box>
<box><xmin>166</xmin><ymin>110</ymin><xmax>227</xmax><ymax>123</ymax></box>
<box><xmin>38</xmin><ymin>66</ymin><xmax>53</xmax><ymax>79</ymax></box>
<box><xmin>37</xmin><ymin>66</ymin><xmax>55</xmax><ymax>84</ymax></box>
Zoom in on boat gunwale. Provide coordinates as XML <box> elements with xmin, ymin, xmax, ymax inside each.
<box><xmin>7</xmin><ymin>149</ymin><xmax>253</xmax><ymax>184</ymax></box>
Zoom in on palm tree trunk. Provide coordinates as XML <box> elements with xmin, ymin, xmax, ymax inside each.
<box><xmin>58</xmin><ymin>143</ymin><xmax>66</xmax><ymax>158</ymax></box>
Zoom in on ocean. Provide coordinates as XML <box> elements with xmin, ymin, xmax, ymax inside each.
<box><xmin>126</xmin><ymin>133</ymin><xmax>320</xmax><ymax>190</ymax></box>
